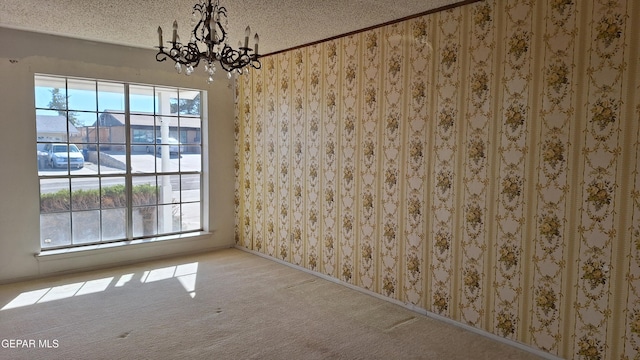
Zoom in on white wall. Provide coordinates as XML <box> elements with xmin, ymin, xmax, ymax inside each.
<box><xmin>0</xmin><ymin>28</ymin><xmax>236</xmax><ymax>283</ymax></box>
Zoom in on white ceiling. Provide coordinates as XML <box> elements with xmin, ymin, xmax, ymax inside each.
<box><xmin>0</xmin><ymin>0</ymin><xmax>466</xmax><ymax>55</ymax></box>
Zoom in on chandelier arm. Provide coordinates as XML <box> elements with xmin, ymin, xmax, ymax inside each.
<box><xmin>250</xmin><ymin>58</ymin><xmax>262</xmax><ymax>70</ymax></box>
<box><xmin>192</xmin><ymin>4</ymin><xmax>207</xmax><ymax>43</ymax></box>
<box><xmin>216</xmin><ymin>7</ymin><xmax>228</xmax><ymax>45</ymax></box>
<box><xmin>218</xmin><ymin>46</ymin><xmax>244</xmax><ymax>72</ymax></box>
<box><xmin>218</xmin><ymin>47</ymin><xmax>261</xmax><ymax>72</ymax></box>
<box><xmin>156</xmin><ymin>50</ymin><xmax>170</xmax><ymax>62</ymax></box>
<box><xmin>179</xmin><ymin>43</ymin><xmax>203</xmax><ymax>67</ymax></box>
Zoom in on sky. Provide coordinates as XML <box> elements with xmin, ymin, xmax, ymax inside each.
<box><xmin>34</xmin><ymin>76</ymin><xmax>200</xmax><ymax>127</ymax></box>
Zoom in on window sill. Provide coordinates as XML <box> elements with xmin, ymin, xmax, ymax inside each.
<box><xmin>36</xmin><ymin>231</ymin><xmax>212</xmax><ymax>259</ymax></box>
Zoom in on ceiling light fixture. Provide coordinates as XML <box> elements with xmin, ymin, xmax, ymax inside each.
<box><xmin>155</xmin><ymin>0</ymin><xmax>261</xmax><ymax>83</ymax></box>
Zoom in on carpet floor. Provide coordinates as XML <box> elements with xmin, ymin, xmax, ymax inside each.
<box><xmin>0</xmin><ymin>248</ymin><xmax>543</xmax><ymax>359</ymax></box>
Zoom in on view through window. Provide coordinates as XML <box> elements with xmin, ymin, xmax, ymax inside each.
<box><xmin>35</xmin><ymin>75</ymin><xmax>204</xmax><ymax>249</ymax></box>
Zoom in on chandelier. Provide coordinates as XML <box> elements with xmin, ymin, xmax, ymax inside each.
<box><xmin>155</xmin><ymin>0</ymin><xmax>261</xmax><ymax>83</ymax></box>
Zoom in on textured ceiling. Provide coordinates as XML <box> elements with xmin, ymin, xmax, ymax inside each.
<box><xmin>0</xmin><ymin>0</ymin><xmax>466</xmax><ymax>55</ymax></box>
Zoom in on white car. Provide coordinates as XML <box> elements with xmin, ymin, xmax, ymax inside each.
<box><xmin>146</xmin><ymin>137</ymin><xmax>183</xmax><ymax>155</ymax></box>
<box><xmin>43</xmin><ymin>143</ymin><xmax>85</xmax><ymax>169</ymax></box>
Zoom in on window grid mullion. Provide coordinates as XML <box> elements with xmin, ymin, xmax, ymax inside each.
<box><xmin>125</xmin><ymin>84</ymin><xmax>134</xmax><ymax>240</ymax></box>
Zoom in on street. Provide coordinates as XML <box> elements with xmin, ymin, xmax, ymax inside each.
<box><xmin>38</xmin><ymin>153</ymin><xmax>202</xmax><ymax>194</ymax></box>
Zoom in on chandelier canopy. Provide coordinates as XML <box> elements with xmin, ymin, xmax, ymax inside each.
<box><xmin>155</xmin><ymin>0</ymin><xmax>261</xmax><ymax>83</ymax></box>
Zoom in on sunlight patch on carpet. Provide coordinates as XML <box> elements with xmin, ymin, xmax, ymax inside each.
<box><xmin>1</xmin><ymin>262</ymin><xmax>199</xmax><ymax>310</ymax></box>
<box><xmin>140</xmin><ymin>262</ymin><xmax>198</xmax><ymax>298</ymax></box>
<box><xmin>1</xmin><ymin>277</ymin><xmax>113</xmax><ymax>310</ymax></box>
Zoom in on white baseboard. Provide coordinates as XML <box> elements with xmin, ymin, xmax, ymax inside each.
<box><xmin>236</xmin><ymin>245</ymin><xmax>564</xmax><ymax>360</ymax></box>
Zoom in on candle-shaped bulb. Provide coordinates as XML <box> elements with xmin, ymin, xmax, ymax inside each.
<box><xmin>172</xmin><ymin>20</ymin><xmax>178</xmax><ymax>43</ymax></box>
<box><xmin>253</xmin><ymin>33</ymin><xmax>259</xmax><ymax>54</ymax></box>
<box><xmin>244</xmin><ymin>26</ymin><xmax>250</xmax><ymax>48</ymax></box>
<box><xmin>158</xmin><ymin>26</ymin><xmax>163</xmax><ymax>47</ymax></box>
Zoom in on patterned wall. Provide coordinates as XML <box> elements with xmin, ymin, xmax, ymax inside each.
<box><xmin>235</xmin><ymin>0</ymin><xmax>640</xmax><ymax>358</ymax></box>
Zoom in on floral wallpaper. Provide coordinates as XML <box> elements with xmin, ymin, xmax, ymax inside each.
<box><xmin>460</xmin><ymin>0</ymin><xmax>494</xmax><ymax>330</ymax></box>
<box><xmin>404</xmin><ymin>16</ymin><xmax>430</xmax><ymax>307</ymax></box>
<box><xmin>494</xmin><ymin>0</ymin><xmax>532</xmax><ymax>341</ymax></box>
<box><xmin>530</xmin><ymin>0</ymin><xmax>576</xmax><ymax>352</ymax></box>
<box><xmin>235</xmin><ymin>0</ymin><xmax>640</xmax><ymax>358</ymax></box>
<box><xmin>431</xmin><ymin>5</ymin><xmax>460</xmax><ymax>320</ymax></box>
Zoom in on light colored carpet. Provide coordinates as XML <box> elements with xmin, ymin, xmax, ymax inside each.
<box><xmin>0</xmin><ymin>248</ymin><xmax>543</xmax><ymax>359</ymax></box>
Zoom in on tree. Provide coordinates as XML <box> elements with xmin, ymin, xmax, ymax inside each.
<box><xmin>48</xmin><ymin>88</ymin><xmax>79</xmax><ymax>126</ymax></box>
<box><xmin>170</xmin><ymin>93</ymin><xmax>201</xmax><ymax>115</ymax></box>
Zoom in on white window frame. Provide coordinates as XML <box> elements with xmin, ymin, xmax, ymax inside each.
<box><xmin>35</xmin><ymin>74</ymin><xmax>205</xmax><ymax>250</ymax></box>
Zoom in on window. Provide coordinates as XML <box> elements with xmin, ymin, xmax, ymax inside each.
<box><xmin>35</xmin><ymin>75</ymin><xmax>203</xmax><ymax>249</ymax></box>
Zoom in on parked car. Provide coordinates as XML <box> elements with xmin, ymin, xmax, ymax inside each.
<box><xmin>41</xmin><ymin>143</ymin><xmax>84</xmax><ymax>169</ymax></box>
<box><xmin>146</xmin><ymin>137</ymin><xmax>183</xmax><ymax>155</ymax></box>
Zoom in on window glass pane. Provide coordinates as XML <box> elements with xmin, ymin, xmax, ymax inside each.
<box><xmin>131</xmin><ymin>125</ymin><xmax>154</xmax><ymax>144</ymax></box>
<box><xmin>158</xmin><ymin>204</ymin><xmax>179</xmax><ymax>234</ymax></box>
<box><xmin>36</xmin><ymin>111</ymin><xmax>69</xmax><ymax>143</ymax></box>
<box><xmin>177</xmin><ymin>90</ymin><xmax>201</xmax><ymax>116</ymax></box>
<box><xmin>173</xmin><ymin>204</ymin><xmax>183</xmax><ymax>233</ymax></box>
<box><xmin>155</xmin><ymin>151</ymin><xmax>179</xmax><ymax>173</ymax></box>
<box><xmin>43</xmin><ymin>143</ymin><xmax>85</xmax><ymax>173</ymax></box>
<box><xmin>71</xmin><ymin>178</ymin><xmax>100</xmax><ymax>211</ymax></box>
<box><xmin>36</xmin><ymin>143</ymin><xmax>67</xmax><ymax>176</ymax></box>
<box><xmin>137</xmin><ymin>150</ymin><xmax>158</xmax><ymax>174</ymax></box>
<box><xmin>179</xmin><ymin>129</ymin><xmax>188</xmax><ymax>144</ymax></box>
<box><xmin>131</xmin><ymin>131</ymin><xmax>151</xmax><ymax>153</ymax></box>
<box><xmin>104</xmin><ymin>124</ymin><xmax>126</xmax><ymax>144</ymax></box>
<box><xmin>155</xmin><ymin>87</ymin><xmax>179</xmax><ymax>115</ymax></box>
<box><xmin>74</xmin><ymin>112</ymin><xmax>97</xmax><ymax>139</ymax></box>
<box><xmin>40</xmin><ymin>173</ymin><xmax>71</xmax><ymax>249</ymax></box>
<box><xmin>181</xmin><ymin>202</ymin><xmax>201</xmax><ymax>232</ymax></box>
<box><xmin>98</xmin><ymin>112</ymin><xmax>124</xmax><ymax>127</ymax></box>
<box><xmin>102</xmin><ymin>208</ymin><xmax>126</xmax><ymax>241</ymax></box>
<box><xmin>82</xmin><ymin>124</ymin><xmax>98</xmax><ymax>149</ymax></box>
<box><xmin>181</xmin><ymin>174</ymin><xmax>200</xmax><ymax>201</ymax></box>
<box><xmin>133</xmin><ymin>206</ymin><xmax>157</xmax><ymax>238</ymax></box>
<box><xmin>180</xmin><ymin>117</ymin><xmax>201</xmax><ymax>145</ymax></box>
<box><xmin>40</xmin><ymin>178</ymin><xmax>70</xmax><ymax>212</ymax></box>
<box><xmin>157</xmin><ymin>175</ymin><xmax>177</xmax><ymax>205</ymax></box>
<box><xmin>67</xmin><ymin>79</ymin><xmax>97</xmax><ymax>112</ymax></box>
<box><xmin>97</xmin><ymin>145</ymin><xmax>126</xmax><ymax>175</ymax></box>
<box><xmin>41</xmin><ymin>212</ymin><xmax>71</xmax><ymax>248</ymax></box>
<box><xmin>35</xmin><ymin>76</ymin><xmax>67</xmax><ymax>110</ymax></box>
<box><xmin>72</xmin><ymin>210</ymin><xmax>100</xmax><ymax>244</ymax></box>
<box><xmin>101</xmin><ymin>177</ymin><xmax>126</xmax><ymax>208</ymax></box>
<box><xmin>132</xmin><ymin>176</ymin><xmax>157</xmax><ymax>206</ymax></box>
<box><xmin>180</xmin><ymin>151</ymin><xmax>201</xmax><ymax>172</ymax></box>
<box><xmin>131</xmin><ymin>115</ymin><xmax>156</xmax><ymax>157</ymax></box>
<box><xmin>130</xmin><ymin>85</ymin><xmax>155</xmax><ymax>113</ymax></box>
<box><xmin>98</xmin><ymin>82</ymin><xmax>125</xmax><ymax>112</ymax></box>
<box><xmin>156</xmin><ymin>116</ymin><xmax>179</xmax><ymax>142</ymax></box>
